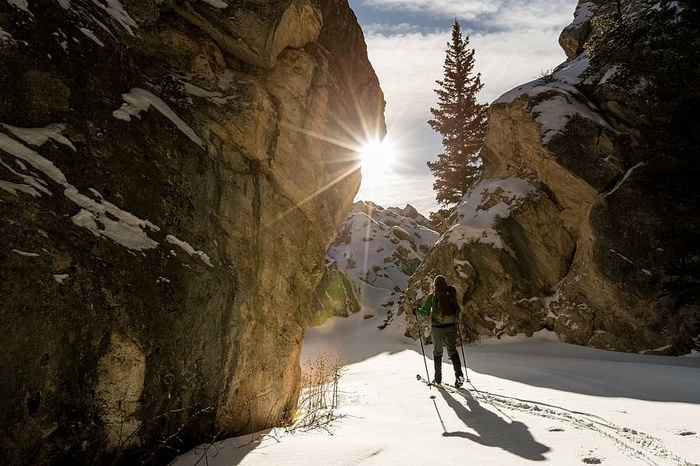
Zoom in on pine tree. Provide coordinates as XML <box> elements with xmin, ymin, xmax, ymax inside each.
<box><xmin>427</xmin><ymin>20</ymin><xmax>488</xmax><ymax>207</ymax></box>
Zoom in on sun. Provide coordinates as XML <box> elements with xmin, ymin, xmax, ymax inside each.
<box><xmin>357</xmin><ymin>138</ymin><xmax>396</xmax><ymax>177</ymax></box>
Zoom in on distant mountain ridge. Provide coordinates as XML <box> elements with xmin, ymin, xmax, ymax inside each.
<box><xmin>312</xmin><ymin>201</ymin><xmax>438</xmax><ymax>325</ymax></box>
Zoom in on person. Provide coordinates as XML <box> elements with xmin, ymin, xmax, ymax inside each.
<box><xmin>413</xmin><ymin>275</ymin><xmax>465</xmax><ymax>387</ymax></box>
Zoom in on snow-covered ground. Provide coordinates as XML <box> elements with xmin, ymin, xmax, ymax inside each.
<box><xmin>173</xmin><ymin>312</ymin><xmax>700</xmax><ymax>466</ymax></box>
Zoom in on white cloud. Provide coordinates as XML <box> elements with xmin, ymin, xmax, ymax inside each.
<box><xmin>360</xmin><ymin>0</ymin><xmax>576</xmax><ymax>32</ymax></box>
<box><xmin>360</xmin><ymin>0</ymin><xmax>498</xmax><ymax>19</ymax></box>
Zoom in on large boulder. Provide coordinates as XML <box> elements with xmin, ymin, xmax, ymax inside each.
<box><xmin>402</xmin><ymin>0</ymin><xmax>699</xmax><ymax>354</ymax></box>
<box><xmin>0</xmin><ymin>0</ymin><xmax>384</xmax><ymax>464</ymax></box>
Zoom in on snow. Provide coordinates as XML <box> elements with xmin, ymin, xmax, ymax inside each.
<box><xmin>533</xmin><ymin>91</ymin><xmax>613</xmax><ymax>144</ymax></box>
<box><xmin>442</xmin><ymin>177</ymin><xmax>536</xmax><ymax>253</ymax></box>
<box><xmin>181</xmin><ymin>81</ymin><xmax>239</xmax><ymax>106</ymax></box>
<box><xmin>78</xmin><ymin>27</ymin><xmax>105</xmax><ymax>47</ymax></box>
<box><xmin>0</xmin><ymin>128</ymin><xmax>207</xmax><ymax>259</ymax></box>
<box><xmin>6</xmin><ymin>0</ymin><xmax>30</xmax><ymax>14</ymax></box>
<box><xmin>201</xmin><ymin>0</ymin><xmax>229</xmax><ymax>8</ymax></box>
<box><xmin>606</xmin><ymin>162</ymin><xmax>646</xmax><ymax>197</ymax></box>
<box><xmin>165</xmin><ymin>234</ymin><xmax>213</xmax><ymax>267</ymax></box>
<box><xmin>0</xmin><ymin>27</ymin><xmax>12</xmax><ymax>42</ymax></box>
<box><xmin>325</xmin><ymin>202</ymin><xmax>438</xmax><ymax>311</ymax></box>
<box><xmin>12</xmin><ymin>249</ymin><xmax>39</xmax><ymax>257</ymax></box>
<box><xmin>1</xmin><ymin>123</ymin><xmax>77</xmax><ymax>151</ymax></box>
<box><xmin>567</xmin><ymin>2</ymin><xmax>598</xmax><ymax>29</ymax></box>
<box><xmin>113</xmin><ymin>88</ymin><xmax>206</xmax><ymax>149</ymax></box>
<box><xmin>173</xmin><ymin>312</ymin><xmax>700</xmax><ymax>466</ymax></box>
<box><xmin>0</xmin><ymin>179</ymin><xmax>41</xmax><ymax>197</ymax></box>
<box><xmin>56</xmin><ymin>0</ymin><xmax>71</xmax><ymax>9</ymax></box>
<box><xmin>492</xmin><ymin>53</ymin><xmax>614</xmax><ymax>147</ymax></box>
<box><xmin>170</xmin><ymin>188</ymin><xmax>700</xmax><ymax>464</ymax></box>
<box><xmin>493</xmin><ymin>54</ymin><xmax>589</xmax><ymax>105</ymax></box>
<box><xmin>90</xmin><ymin>0</ymin><xmax>137</xmax><ymax>36</ymax></box>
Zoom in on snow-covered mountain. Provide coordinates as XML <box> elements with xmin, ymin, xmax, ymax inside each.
<box><xmin>312</xmin><ymin>201</ymin><xmax>438</xmax><ymax>326</ymax></box>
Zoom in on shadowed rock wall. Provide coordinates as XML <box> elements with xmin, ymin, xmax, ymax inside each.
<box><xmin>0</xmin><ymin>0</ymin><xmax>384</xmax><ymax>464</ymax></box>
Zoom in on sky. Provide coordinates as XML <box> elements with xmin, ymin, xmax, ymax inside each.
<box><xmin>173</xmin><ymin>314</ymin><xmax>700</xmax><ymax>466</ymax></box>
<box><xmin>351</xmin><ymin>0</ymin><xmax>580</xmax><ymax>215</ymax></box>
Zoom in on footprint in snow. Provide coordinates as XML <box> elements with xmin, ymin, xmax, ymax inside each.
<box><xmin>582</xmin><ymin>457</ymin><xmax>602</xmax><ymax>464</ymax></box>
<box><xmin>677</xmin><ymin>431</ymin><xmax>696</xmax><ymax>436</ymax></box>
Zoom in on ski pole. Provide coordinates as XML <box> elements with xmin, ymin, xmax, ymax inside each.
<box><xmin>457</xmin><ymin>324</ymin><xmax>469</xmax><ymax>382</ymax></box>
<box><xmin>413</xmin><ymin>309</ymin><xmax>432</xmax><ymax>389</ymax></box>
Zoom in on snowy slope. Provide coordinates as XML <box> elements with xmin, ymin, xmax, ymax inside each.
<box><xmin>173</xmin><ymin>311</ymin><xmax>700</xmax><ymax>466</ymax></box>
<box><xmin>323</xmin><ymin>201</ymin><xmax>438</xmax><ymax>319</ymax></box>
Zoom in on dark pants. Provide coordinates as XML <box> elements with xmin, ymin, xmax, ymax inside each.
<box><xmin>431</xmin><ymin>324</ymin><xmax>463</xmax><ymax>382</ymax></box>
<box><xmin>432</xmin><ymin>324</ymin><xmax>458</xmax><ymax>360</ymax></box>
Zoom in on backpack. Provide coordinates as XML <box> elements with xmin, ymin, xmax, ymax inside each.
<box><xmin>433</xmin><ymin>285</ymin><xmax>459</xmax><ymax>323</ymax></box>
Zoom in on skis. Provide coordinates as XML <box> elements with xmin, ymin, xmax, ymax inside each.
<box><xmin>416</xmin><ymin>374</ymin><xmax>470</xmax><ymax>394</ymax></box>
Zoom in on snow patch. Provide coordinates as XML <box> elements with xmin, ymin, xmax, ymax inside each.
<box><xmin>7</xmin><ymin>0</ymin><xmax>31</xmax><ymax>14</ymax></box>
<box><xmin>0</xmin><ymin>27</ymin><xmax>13</xmax><ymax>43</ymax></box>
<box><xmin>90</xmin><ymin>0</ymin><xmax>137</xmax><ymax>36</ymax></box>
<box><xmin>56</xmin><ymin>0</ymin><xmax>71</xmax><ymax>9</ymax></box>
<box><xmin>532</xmin><ymin>90</ymin><xmax>612</xmax><ymax>144</ymax></box>
<box><xmin>443</xmin><ymin>177</ymin><xmax>537</xmax><ymax>253</ymax></box>
<box><xmin>79</xmin><ymin>27</ymin><xmax>105</xmax><ymax>47</ymax></box>
<box><xmin>181</xmin><ymin>82</ymin><xmax>239</xmax><ymax>106</ymax></box>
<box><xmin>568</xmin><ymin>1</ymin><xmax>598</xmax><ymax>28</ymax></box>
<box><xmin>493</xmin><ymin>55</ymin><xmax>590</xmax><ymax>105</ymax></box>
<box><xmin>113</xmin><ymin>88</ymin><xmax>205</xmax><ymax>149</ymax></box>
<box><xmin>201</xmin><ymin>0</ymin><xmax>228</xmax><ymax>8</ymax></box>
<box><xmin>0</xmin><ymin>179</ymin><xmax>41</xmax><ymax>197</ymax></box>
<box><xmin>2</xmin><ymin>123</ymin><xmax>77</xmax><ymax>151</ymax></box>
<box><xmin>0</xmin><ymin>131</ymin><xmax>161</xmax><ymax>251</ymax></box>
<box><xmin>606</xmin><ymin>162</ymin><xmax>645</xmax><ymax>197</ymax></box>
<box><xmin>0</xmin><ymin>156</ymin><xmax>52</xmax><ymax>196</ymax></box>
<box><xmin>12</xmin><ymin>249</ymin><xmax>39</xmax><ymax>257</ymax></box>
<box><xmin>600</xmin><ymin>65</ymin><xmax>621</xmax><ymax>84</ymax></box>
<box><xmin>166</xmin><ymin>235</ymin><xmax>213</xmax><ymax>267</ymax></box>
<box><xmin>53</xmin><ymin>274</ymin><xmax>69</xmax><ymax>284</ymax></box>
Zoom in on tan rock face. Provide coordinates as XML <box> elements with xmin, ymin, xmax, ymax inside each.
<box><xmin>403</xmin><ymin>0</ymin><xmax>699</xmax><ymax>355</ymax></box>
<box><xmin>0</xmin><ymin>0</ymin><xmax>384</xmax><ymax>463</ymax></box>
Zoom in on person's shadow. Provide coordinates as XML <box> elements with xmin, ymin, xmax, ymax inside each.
<box><xmin>440</xmin><ymin>389</ymin><xmax>549</xmax><ymax>461</ymax></box>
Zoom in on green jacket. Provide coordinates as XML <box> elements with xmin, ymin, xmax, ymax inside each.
<box><xmin>415</xmin><ymin>293</ymin><xmax>435</xmax><ymax>317</ymax></box>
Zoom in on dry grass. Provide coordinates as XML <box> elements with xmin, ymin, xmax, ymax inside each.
<box><xmin>291</xmin><ymin>351</ymin><xmax>345</xmax><ymax>431</ymax></box>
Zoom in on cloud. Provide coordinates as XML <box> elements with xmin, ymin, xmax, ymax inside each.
<box><xmin>359</xmin><ymin>0</ymin><xmax>498</xmax><ymax>20</ymax></box>
<box><xmin>359</xmin><ymin>0</ymin><xmax>576</xmax><ymax>33</ymax></box>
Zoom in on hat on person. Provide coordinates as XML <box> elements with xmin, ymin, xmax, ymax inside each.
<box><xmin>433</xmin><ymin>275</ymin><xmax>447</xmax><ymax>287</ymax></box>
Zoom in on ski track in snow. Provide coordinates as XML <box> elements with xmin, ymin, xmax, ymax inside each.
<box><xmin>438</xmin><ymin>381</ymin><xmax>694</xmax><ymax>466</ymax></box>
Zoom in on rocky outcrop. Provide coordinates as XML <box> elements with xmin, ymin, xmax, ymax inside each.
<box><xmin>314</xmin><ymin>201</ymin><xmax>438</xmax><ymax>326</ymax></box>
<box><xmin>0</xmin><ymin>1</ymin><xmax>384</xmax><ymax>464</ymax></box>
<box><xmin>402</xmin><ymin>0</ymin><xmax>699</xmax><ymax>354</ymax></box>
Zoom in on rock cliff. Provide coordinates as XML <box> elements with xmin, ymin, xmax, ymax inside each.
<box><xmin>402</xmin><ymin>0</ymin><xmax>699</xmax><ymax>354</ymax></box>
<box><xmin>0</xmin><ymin>0</ymin><xmax>384</xmax><ymax>464</ymax></box>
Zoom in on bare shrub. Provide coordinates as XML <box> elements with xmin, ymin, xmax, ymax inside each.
<box><xmin>291</xmin><ymin>352</ymin><xmax>345</xmax><ymax>431</ymax></box>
